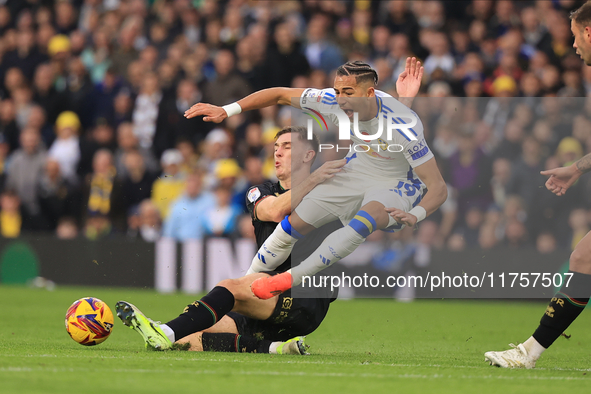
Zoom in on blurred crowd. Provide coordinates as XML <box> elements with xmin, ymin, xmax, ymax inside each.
<box><xmin>0</xmin><ymin>0</ymin><xmax>590</xmax><ymax>254</ymax></box>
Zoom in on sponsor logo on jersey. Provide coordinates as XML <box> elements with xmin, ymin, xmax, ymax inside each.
<box><xmin>247</xmin><ymin>187</ymin><xmax>261</xmax><ymax>202</ymax></box>
<box><xmin>408</xmin><ymin>139</ymin><xmax>429</xmax><ymax>160</ymax></box>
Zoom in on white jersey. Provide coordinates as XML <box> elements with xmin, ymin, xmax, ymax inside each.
<box><xmin>300</xmin><ymin>88</ymin><xmax>434</xmax><ymax>187</ymax></box>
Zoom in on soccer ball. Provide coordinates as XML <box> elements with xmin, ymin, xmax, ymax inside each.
<box><xmin>65</xmin><ymin>297</ymin><xmax>114</xmax><ymax>346</ymax></box>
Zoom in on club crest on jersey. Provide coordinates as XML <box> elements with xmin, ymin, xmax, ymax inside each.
<box><xmin>247</xmin><ymin>187</ymin><xmax>261</xmax><ymax>202</ymax></box>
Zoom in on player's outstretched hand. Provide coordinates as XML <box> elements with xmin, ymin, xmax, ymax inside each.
<box><xmin>396</xmin><ymin>57</ymin><xmax>424</xmax><ymax>99</ymax></box>
<box><xmin>540</xmin><ymin>164</ymin><xmax>581</xmax><ymax>196</ymax></box>
<box><xmin>385</xmin><ymin>207</ymin><xmax>417</xmax><ymax>227</ymax></box>
<box><xmin>310</xmin><ymin>158</ymin><xmax>347</xmax><ymax>184</ymax></box>
<box><xmin>184</xmin><ymin>102</ymin><xmax>228</xmax><ymax>122</ymax></box>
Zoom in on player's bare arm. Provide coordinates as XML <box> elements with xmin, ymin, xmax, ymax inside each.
<box><xmin>256</xmin><ymin>159</ymin><xmax>347</xmax><ymax>222</ymax></box>
<box><xmin>385</xmin><ymin>158</ymin><xmax>447</xmax><ymax>227</ymax></box>
<box><xmin>539</xmin><ymin>153</ymin><xmax>591</xmax><ymax>196</ymax></box>
<box><xmin>184</xmin><ymin>87</ymin><xmax>306</xmax><ymax>120</ymax></box>
<box><xmin>396</xmin><ymin>57</ymin><xmax>424</xmax><ymax>108</ymax></box>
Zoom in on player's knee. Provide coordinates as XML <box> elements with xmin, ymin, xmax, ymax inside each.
<box><xmin>288</xmin><ymin>214</ymin><xmax>314</xmax><ymax>235</ymax></box>
<box><xmin>218</xmin><ymin>277</ymin><xmax>254</xmax><ymax>302</ymax></box>
<box><xmin>569</xmin><ymin>248</ymin><xmax>591</xmax><ymax>271</ymax></box>
<box><xmin>217</xmin><ymin>278</ymin><xmax>241</xmax><ymax>297</ymax></box>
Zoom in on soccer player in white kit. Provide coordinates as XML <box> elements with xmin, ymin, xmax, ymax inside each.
<box><xmin>185</xmin><ymin>58</ymin><xmax>448</xmax><ymax>299</ymax></box>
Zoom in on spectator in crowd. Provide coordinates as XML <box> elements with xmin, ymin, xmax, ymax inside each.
<box><xmin>303</xmin><ymin>13</ymin><xmax>344</xmax><ymax>74</ymax></box>
<box><xmin>0</xmin><ymin>133</ymin><xmax>9</xmax><ymax>191</ymax></box>
<box><xmin>137</xmin><ymin>199</ymin><xmax>162</xmax><ymax>242</ymax></box>
<box><xmin>507</xmin><ymin>136</ymin><xmax>545</xmax><ymax>209</ymax></box>
<box><xmin>154</xmin><ymin>78</ymin><xmax>210</xmax><ymax>158</ymax></box>
<box><xmin>132</xmin><ymin>72</ymin><xmax>162</xmax><ymax>150</ymax></box>
<box><xmin>91</xmin><ymin>67</ymin><xmax>125</xmax><ymax>127</ymax></box>
<box><xmin>568</xmin><ymin>208</ymin><xmax>589</xmax><ymax>252</ymax></box>
<box><xmin>82</xmin><ymin>149</ymin><xmax>123</xmax><ymax>239</ymax></box>
<box><xmin>120</xmin><ymin>149</ymin><xmax>158</xmax><ymax>215</ymax></box>
<box><xmin>151</xmin><ymin>148</ymin><xmax>186</xmax><ymax>220</ymax></box>
<box><xmin>37</xmin><ymin>158</ymin><xmax>81</xmax><ymax>231</ymax></box>
<box><xmin>56</xmin><ymin>216</ymin><xmax>78</xmax><ymax>239</ymax></box>
<box><xmin>266</xmin><ymin>22</ymin><xmax>310</xmax><ymax>88</ymax></box>
<box><xmin>213</xmin><ymin>158</ymin><xmax>242</xmax><ymax>192</ymax></box>
<box><xmin>162</xmin><ymin>170</ymin><xmax>214</xmax><ymax>241</ymax></box>
<box><xmin>199</xmin><ymin>184</ymin><xmax>242</xmax><ymax>237</ymax></box>
<box><xmin>233</xmin><ymin>155</ymin><xmax>267</xmax><ymax>213</ymax></box>
<box><xmin>424</xmin><ymin>31</ymin><xmax>455</xmax><ymax>77</ymax></box>
<box><xmin>6</xmin><ymin>127</ymin><xmax>47</xmax><ymax>230</ymax></box>
<box><xmin>447</xmin><ymin>128</ymin><xmax>493</xmax><ymax>219</ymax></box>
<box><xmin>490</xmin><ymin>157</ymin><xmax>511</xmax><ymax>209</ymax></box>
<box><xmin>48</xmin><ymin>111</ymin><xmax>81</xmax><ymax>185</ymax></box>
<box><xmin>78</xmin><ymin>117</ymin><xmax>116</xmax><ymax>178</ymax></box>
<box><xmin>80</xmin><ymin>28</ymin><xmax>112</xmax><ymax>84</ymax></box>
<box><xmin>114</xmin><ymin>122</ymin><xmax>159</xmax><ymax>180</ymax></box>
<box><xmin>536</xmin><ymin>231</ymin><xmax>557</xmax><ymax>254</ymax></box>
<box><xmin>203</xmin><ymin>50</ymin><xmax>251</xmax><ymax>107</ymax></box>
<box><xmin>110</xmin><ymin>19</ymin><xmax>139</xmax><ymax>78</ymax></box>
<box><xmin>175</xmin><ymin>138</ymin><xmax>199</xmax><ymax>177</ymax></box>
<box><xmin>0</xmin><ymin>189</ymin><xmax>21</xmax><ymax>238</ymax></box>
<box><xmin>65</xmin><ymin>56</ymin><xmax>94</xmax><ymax>128</ymax></box>
<box><xmin>2</xmin><ymin>28</ymin><xmax>47</xmax><ymax>81</ymax></box>
<box><xmin>0</xmin><ymin>99</ymin><xmax>19</xmax><ymax>153</ymax></box>
<box><xmin>0</xmin><ymin>0</ymin><xmax>586</xmax><ymax>253</ymax></box>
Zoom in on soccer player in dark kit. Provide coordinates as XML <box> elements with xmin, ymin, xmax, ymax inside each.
<box><xmin>117</xmin><ymin>127</ymin><xmax>345</xmax><ymax>354</ymax></box>
<box><xmin>485</xmin><ymin>1</ymin><xmax>591</xmax><ymax>369</ymax></box>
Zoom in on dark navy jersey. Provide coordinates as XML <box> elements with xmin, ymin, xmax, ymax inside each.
<box><xmin>246</xmin><ymin>180</ymin><xmax>292</xmax><ymax>273</ymax></box>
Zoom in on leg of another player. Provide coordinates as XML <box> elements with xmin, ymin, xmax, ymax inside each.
<box><xmin>247</xmin><ymin>213</ymin><xmax>317</xmax><ymax>274</ymax></box>
<box><xmin>162</xmin><ymin>274</ymin><xmax>278</xmax><ymax>343</ymax></box>
<box><xmin>486</xmin><ymin>231</ymin><xmax>591</xmax><ymax>368</ymax></box>
<box><xmin>290</xmin><ymin>201</ymin><xmax>390</xmax><ymax>283</ymax></box>
<box><xmin>176</xmin><ymin>316</ymin><xmax>239</xmax><ymax>350</ymax></box>
<box><xmin>251</xmin><ymin>201</ymin><xmax>392</xmax><ymax>299</ymax></box>
<box><xmin>177</xmin><ymin>317</ymin><xmax>303</xmax><ymax>354</ymax></box>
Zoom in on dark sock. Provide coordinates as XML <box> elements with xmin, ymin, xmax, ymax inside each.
<box><xmin>532</xmin><ymin>271</ymin><xmax>591</xmax><ymax>348</ymax></box>
<box><xmin>201</xmin><ymin>332</ymin><xmax>272</xmax><ymax>353</ymax></box>
<box><xmin>166</xmin><ymin>286</ymin><xmax>235</xmax><ymax>341</ymax></box>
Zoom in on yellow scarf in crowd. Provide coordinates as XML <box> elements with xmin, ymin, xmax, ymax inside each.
<box><xmin>1</xmin><ymin>211</ymin><xmax>21</xmax><ymax>238</ymax></box>
<box><xmin>88</xmin><ymin>168</ymin><xmax>116</xmax><ymax>215</ymax></box>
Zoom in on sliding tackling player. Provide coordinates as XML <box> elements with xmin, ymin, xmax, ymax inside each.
<box><xmin>117</xmin><ymin>127</ymin><xmax>344</xmax><ymax>354</ymax></box>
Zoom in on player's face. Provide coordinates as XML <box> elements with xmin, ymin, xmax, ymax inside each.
<box><xmin>274</xmin><ymin>133</ymin><xmax>292</xmax><ymax>180</ymax></box>
<box><xmin>572</xmin><ymin>19</ymin><xmax>591</xmax><ymax>66</ymax></box>
<box><xmin>333</xmin><ymin>75</ymin><xmax>375</xmax><ymax>120</ymax></box>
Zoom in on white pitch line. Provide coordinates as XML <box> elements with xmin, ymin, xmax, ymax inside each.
<box><xmin>2</xmin><ymin>353</ymin><xmax>591</xmax><ymax>373</ymax></box>
<box><xmin>0</xmin><ymin>366</ymin><xmax>589</xmax><ymax>381</ymax></box>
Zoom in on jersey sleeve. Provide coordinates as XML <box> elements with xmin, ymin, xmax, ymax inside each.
<box><xmin>397</xmin><ymin>113</ymin><xmax>434</xmax><ymax>168</ymax></box>
<box><xmin>300</xmin><ymin>88</ymin><xmax>339</xmax><ymax>111</ymax></box>
<box><xmin>245</xmin><ymin>181</ymin><xmax>275</xmax><ymax>221</ymax></box>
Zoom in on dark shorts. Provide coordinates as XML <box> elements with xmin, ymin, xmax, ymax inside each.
<box><xmin>226</xmin><ymin>273</ymin><xmax>334</xmax><ymax>342</ymax></box>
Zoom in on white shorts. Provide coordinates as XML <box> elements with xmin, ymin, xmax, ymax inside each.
<box><xmin>294</xmin><ymin>169</ymin><xmax>422</xmax><ymax>230</ymax></box>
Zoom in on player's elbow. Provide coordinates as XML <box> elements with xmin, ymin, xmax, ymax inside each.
<box><xmin>259</xmin><ymin>208</ymin><xmax>287</xmax><ymax>223</ymax></box>
<box><xmin>428</xmin><ymin>179</ymin><xmax>447</xmax><ymax>207</ymax></box>
<box><xmin>436</xmin><ymin>180</ymin><xmax>448</xmax><ymax>206</ymax></box>
<box><xmin>271</xmin><ymin>212</ymin><xmax>285</xmax><ymax>223</ymax></box>
<box><xmin>269</xmin><ymin>210</ymin><xmax>288</xmax><ymax>223</ymax></box>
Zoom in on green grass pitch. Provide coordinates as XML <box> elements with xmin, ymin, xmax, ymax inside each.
<box><xmin>1</xmin><ymin>285</ymin><xmax>590</xmax><ymax>394</ymax></box>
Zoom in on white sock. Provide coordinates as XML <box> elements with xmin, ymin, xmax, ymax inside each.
<box><xmin>247</xmin><ymin>222</ymin><xmax>298</xmax><ymax>274</ymax></box>
<box><xmin>159</xmin><ymin>323</ymin><xmax>176</xmax><ymax>343</ymax></box>
<box><xmin>291</xmin><ymin>225</ymin><xmax>366</xmax><ymax>285</ymax></box>
<box><xmin>269</xmin><ymin>341</ymin><xmax>281</xmax><ymax>354</ymax></box>
<box><xmin>523</xmin><ymin>336</ymin><xmax>546</xmax><ymax>360</ymax></box>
